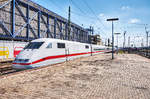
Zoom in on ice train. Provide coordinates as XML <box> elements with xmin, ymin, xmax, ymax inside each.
<box><xmin>12</xmin><ymin>38</ymin><xmax>110</xmax><ymax>70</ymax></box>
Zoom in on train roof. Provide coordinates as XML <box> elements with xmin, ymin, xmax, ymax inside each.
<box><xmin>31</xmin><ymin>38</ymin><xmax>106</xmax><ymax>47</ymax></box>
<box><xmin>31</xmin><ymin>38</ymin><xmax>87</xmax><ymax>44</ymax></box>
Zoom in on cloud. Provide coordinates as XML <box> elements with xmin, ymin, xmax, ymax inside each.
<box><xmin>121</xmin><ymin>6</ymin><xmax>130</xmax><ymax>10</ymax></box>
<box><xmin>128</xmin><ymin>18</ymin><xmax>141</xmax><ymax>24</ymax></box>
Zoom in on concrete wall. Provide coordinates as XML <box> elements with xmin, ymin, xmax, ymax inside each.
<box><xmin>0</xmin><ymin>40</ymin><xmax>27</xmax><ymax>60</ymax></box>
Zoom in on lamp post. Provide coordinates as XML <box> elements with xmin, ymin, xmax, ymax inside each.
<box><xmin>114</xmin><ymin>33</ymin><xmax>121</xmax><ymax>52</ymax></box>
<box><xmin>107</xmin><ymin>18</ymin><xmax>119</xmax><ymax>59</ymax></box>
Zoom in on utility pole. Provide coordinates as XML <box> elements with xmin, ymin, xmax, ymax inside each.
<box><xmin>141</xmin><ymin>38</ymin><xmax>144</xmax><ymax>47</ymax></box>
<box><xmin>92</xmin><ymin>27</ymin><xmax>94</xmax><ymax>35</ymax></box>
<box><xmin>105</xmin><ymin>39</ymin><xmax>107</xmax><ymax>46</ymax></box>
<box><xmin>68</xmin><ymin>6</ymin><xmax>71</xmax><ymax>40</ymax></box>
<box><xmin>90</xmin><ymin>26</ymin><xmax>93</xmax><ymax>56</ymax></box>
<box><xmin>128</xmin><ymin>36</ymin><xmax>130</xmax><ymax>47</ymax></box>
<box><xmin>114</xmin><ymin>33</ymin><xmax>121</xmax><ymax>52</ymax></box>
<box><xmin>132</xmin><ymin>23</ymin><xmax>149</xmax><ymax>47</ymax></box>
<box><xmin>108</xmin><ymin>38</ymin><xmax>110</xmax><ymax>46</ymax></box>
<box><xmin>144</xmin><ymin>24</ymin><xmax>149</xmax><ymax>56</ymax></box>
<box><xmin>123</xmin><ymin>31</ymin><xmax>126</xmax><ymax>48</ymax></box>
<box><xmin>144</xmin><ymin>24</ymin><xmax>149</xmax><ymax>47</ymax></box>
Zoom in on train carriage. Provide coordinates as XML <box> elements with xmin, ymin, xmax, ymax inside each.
<box><xmin>12</xmin><ymin>38</ymin><xmax>110</xmax><ymax>70</ymax></box>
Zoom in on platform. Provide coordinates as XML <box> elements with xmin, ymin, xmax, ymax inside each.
<box><xmin>0</xmin><ymin>53</ymin><xmax>150</xmax><ymax>99</ymax></box>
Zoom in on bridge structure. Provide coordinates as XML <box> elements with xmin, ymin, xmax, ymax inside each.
<box><xmin>0</xmin><ymin>0</ymin><xmax>89</xmax><ymax>43</ymax></box>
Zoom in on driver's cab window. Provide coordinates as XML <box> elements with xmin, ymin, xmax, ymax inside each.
<box><xmin>24</xmin><ymin>42</ymin><xmax>44</xmax><ymax>49</ymax></box>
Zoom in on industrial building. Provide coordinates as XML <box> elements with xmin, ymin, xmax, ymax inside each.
<box><xmin>0</xmin><ymin>0</ymin><xmax>91</xmax><ymax>60</ymax></box>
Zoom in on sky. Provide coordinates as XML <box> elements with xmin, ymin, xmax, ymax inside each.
<box><xmin>31</xmin><ymin>0</ymin><xmax>150</xmax><ymax>47</ymax></box>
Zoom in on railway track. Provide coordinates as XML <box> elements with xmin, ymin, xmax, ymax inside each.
<box><xmin>0</xmin><ymin>65</ymin><xmax>17</xmax><ymax>75</ymax></box>
<box><xmin>0</xmin><ymin>61</ymin><xmax>18</xmax><ymax>75</ymax></box>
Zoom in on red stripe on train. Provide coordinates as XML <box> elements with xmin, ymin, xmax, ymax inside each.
<box><xmin>12</xmin><ymin>50</ymin><xmax>106</xmax><ymax>65</ymax></box>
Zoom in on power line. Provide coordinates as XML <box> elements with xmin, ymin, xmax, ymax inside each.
<box><xmin>70</xmin><ymin>0</ymin><xmax>103</xmax><ymax>33</ymax></box>
<box><xmin>69</xmin><ymin>0</ymin><xmax>105</xmax><ymax>26</ymax></box>
<box><xmin>81</xmin><ymin>0</ymin><xmax>110</xmax><ymax>38</ymax></box>
<box><xmin>69</xmin><ymin>0</ymin><xmax>87</xmax><ymax>15</ymax></box>
<box><xmin>82</xmin><ymin>0</ymin><xmax>106</xmax><ymax>29</ymax></box>
<box><xmin>49</xmin><ymin>0</ymin><xmax>97</xmax><ymax>24</ymax></box>
<box><xmin>49</xmin><ymin>0</ymin><xmax>91</xmax><ymax>25</ymax></box>
<box><xmin>48</xmin><ymin>0</ymin><xmax>85</xmax><ymax>27</ymax></box>
<box><xmin>48</xmin><ymin>0</ymin><xmax>67</xmax><ymax>13</ymax></box>
<box><xmin>71</xmin><ymin>16</ymin><xmax>83</xmax><ymax>26</ymax></box>
<box><xmin>70</xmin><ymin>0</ymin><xmax>106</xmax><ymax>31</ymax></box>
<box><xmin>71</xmin><ymin>11</ymin><xmax>95</xmax><ymax>19</ymax></box>
<box><xmin>51</xmin><ymin>0</ymin><xmax>109</xmax><ymax>41</ymax></box>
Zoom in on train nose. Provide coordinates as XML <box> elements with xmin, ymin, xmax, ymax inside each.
<box><xmin>12</xmin><ymin>58</ymin><xmax>32</xmax><ymax>70</ymax></box>
<box><xmin>12</xmin><ymin>64</ymin><xmax>33</xmax><ymax>70</ymax></box>
<box><xmin>12</xmin><ymin>49</ymin><xmax>32</xmax><ymax>70</ymax></box>
<box><xmin>17</xmin><ymin>49</ymin><xmax>34</xmax><ymax>59</ymax></box>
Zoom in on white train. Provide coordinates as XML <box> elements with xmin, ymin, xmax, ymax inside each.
<box><xmin>12</xmin><ymin>38</ymin><xmax>110</xmax><ymax>70</ymax></box>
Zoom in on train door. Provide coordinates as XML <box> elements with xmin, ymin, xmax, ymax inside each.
<box><xmin>65</xmin><ymin>48</ymin><xmax>69</xmax><ymax>61</ymax></box>
<box><xmin>65</xmin><ymin>42</ymin><xmax>71</xmax><ymax>61</ymax></box>
<box><xmin>65</xmin><ymin>42</ymin><xmax>77</xmax><ymax>61</ymax></box>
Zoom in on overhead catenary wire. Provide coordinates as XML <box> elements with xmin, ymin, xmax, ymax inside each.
<box><xmin>71</xmin><ymin>11</ymin><xmax>96</xmax><ymax>19</ymax></box>
<box><xmin>49</xmin><ymin>0</ymin><xmax>110</xmax><ymax>42</ymax></box>
<box><xmin>49</xmin><ymin>0</ymin><xmax>65</xmax><ymax>10</ymax></box>
<box><xmin>69</xmin><ymin>0</ymin><xmax>100</xmax><ymax>27</ymax></box>
<box><xmin>48</xmin><ymin>0</ymin><xmax>96</xmax><ymax>21</ymax></box>
<box><xmin>51</xmin><ymin>0</ymin><xmax>106</xmax><ymax>31</ymax></box>
<box><xmin>78</xmin><ymin>0</ymin><xmax>111</xmax><ymax>40</ymax></box>
<box><xmin>81</xmin><ymin>0</ymin><xmax>107</xmax><ymax>32</ymax></box>
<box><xmin>70</xmin><ymin>0</ymin><xmax>103</xmax><ymax>30</ymax></box>
<box><xmin>69</xmin><ymin>0</ymin><xmax>87</xmax><ymax>15</ymax></box>
<box><xmin>48</xmin><ymin>0</ymin><xmax>90</xmax><ymax>26</ymax></box>
<box><xmin>82</xmin><ymin>0</ymin><xmax>105</xmax><ymax>27</ymax></box>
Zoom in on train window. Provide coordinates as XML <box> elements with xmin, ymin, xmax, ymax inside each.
<box><xmin>57</xmin><ymin>43</ymin><xmax>65</xmax><ymax>48</ymax></box>
<box><xmin>94</xmin><ymin>48</ymin><xmax>105</xmax><ymax>51</ymax></box>
<box><xmin>46</xmin><ymin>43</ymin><xmax>52</xmax><ymax>48</ymax></box>
<box><xmin>24</xmin><ymin>42</ymin><xmax>44</xmax><ymax>49</ymax></box>
<box><xmin>85</xmin><ymin>45</ymin><xmax>89</xmax><ymax>49</ymax></box>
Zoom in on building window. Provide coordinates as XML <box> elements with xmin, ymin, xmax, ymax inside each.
<box><xmin>46</xmin><ymin>43</ymin><xmax>52</xmax><ymax>48</ymax></box>
<box><xmin>57</xmin><ymin>43</ymin><xmax>65</xmax><ymax>48</ymax></box>
<box><xmin>85</xmin><ymin>45</ymin><xmax>89</xmax><ymax>49</ymax></box>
